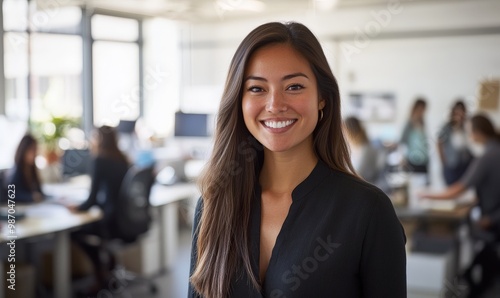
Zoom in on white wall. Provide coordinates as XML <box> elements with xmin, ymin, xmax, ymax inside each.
<box><xmin>337</xmin><ymin>34</ymin><xmax>500</xmax><ymax>142</ymax></box>
<box><xmin>143</xmin><ymin>18</ymin><xmax>183</xmax><ymax>137</ymax></box>
<box><xmin>181</xmin><ymin>0</ymin><xmax>500</xmax><ymax>134</ymax></box>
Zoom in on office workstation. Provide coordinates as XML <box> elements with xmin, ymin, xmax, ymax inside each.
<box><xmin>1</xmin><ymin>0</ymin><xmax>500</xmax><ymax>297</ymax></box>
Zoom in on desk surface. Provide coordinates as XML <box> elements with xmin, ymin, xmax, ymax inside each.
<box><xmin>395</xmin><ymin>204</ymin><xmax>473</xmax><ymax>222</ymax></box>
<box><xmin>0</xmin><ymin>204</ymin><xmax>101</xmax><ymax>243</ymax></box>
<box><xmin>150</xmin><ymin>183</ymin><xmax>199</xmax><ymax>207</ymax></box>
<box><xmin>44</xmin><ymin>175</ymin><xmax>200</xmax><ymax>207</ymax></box>
<box><xmin>0</xmin><ymin>178</ymin><xmax>199</xmax><ymax>243</ymax></box>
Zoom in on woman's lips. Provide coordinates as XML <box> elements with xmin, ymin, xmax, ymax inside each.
<box><xmin>260</xmin><ymin>119</ymin><xmax>297</xmax><ymax>132</ymax></box>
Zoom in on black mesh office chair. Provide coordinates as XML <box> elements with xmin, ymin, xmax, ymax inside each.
<box><xmin>102</xmin><ymin>165</ymin><xmax>158</xmax><ymax>295</ymax></box>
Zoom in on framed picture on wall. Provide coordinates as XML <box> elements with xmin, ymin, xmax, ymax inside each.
<box><xmin>347</xmin><ymin>92</ymin><xmax>396</xmax><ymax>122</ymax></box>
<box><xmin>478</xmin><ymin>80</ymin><xmax>500</xmax><ymax>110</ymax></box>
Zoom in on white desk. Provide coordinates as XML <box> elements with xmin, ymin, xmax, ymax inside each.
<box><xmin>149</xmin><ymin>183</ymin><xmax>199</xmax><ymax>271</ymax></box>
<box><xmin>44</xmin><ymin>177</ymin><xmax>199</xmax><ymax>273</ymax></box>
<box><xmin>0</xmin><ymin>203</ymin><xmax>102</xmax><ymax>298</ymax></box>
<box><xmin>46</xmin><ymin>177</ymin><xmax>200</xmax><ymax>272</ymax></box>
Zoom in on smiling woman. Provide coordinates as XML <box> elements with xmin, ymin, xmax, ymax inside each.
<box><xmin>242</xmin><ymin>43</ymin><xmax>324</xmax><ymax>155</ymax></box>
<box><xmin>189</xmin><ymin>22</ymin><xmax>406</xmax><ymax>298</ymax></box>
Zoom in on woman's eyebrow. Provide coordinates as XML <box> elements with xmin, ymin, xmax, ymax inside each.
<box><xmin>282</xmin><ymin>72</ymin><xmax>309</xmax><ymax>81</ymax></box>
<box><xmin>244</xmin><ymin>75</ymin><xmax>267</xmax><ymax>82</ymax></box>
<box><xmin>244</xmin><ymin>72</ymin><xmax>309</xmax><ymax>82</ymax></box>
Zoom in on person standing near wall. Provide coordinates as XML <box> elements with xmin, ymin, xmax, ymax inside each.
<box><xmin>437</xmin><ymin>100</ymin><xmax>472</xmax><ymax>185</ymax></box>
<box><xmin>400</xmin><ymin>98</ymin><xmax>429</xmax><ymax>178</ymax></box>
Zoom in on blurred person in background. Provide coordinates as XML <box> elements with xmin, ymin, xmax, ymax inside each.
<box><xmin>437</xmin><ymin>100</ymin><xmax>472</xmax><ymax>185</ymax></box>
<box><xmin>343</xmin><ymin>116</ymin><xmax>380</xmax><ymax>184</ymax></box>
<box><xmin>68</xmin><ymin>125</ymin><xmax>130</xmax><ymax>295</ymax></box>
<box><xmin>400</xmin><ymin>98</ymin><xmax>429</xmax><ymax>178</ymax></box>
<box><xmin>6</xmin><ymin>134</ymin><xmax>44</xmax><ymax>203</ymax></box>
<box><xmin>421</xmin><ymin>114</ymin><xmax>500</xmax><ymax>297</ymax></box>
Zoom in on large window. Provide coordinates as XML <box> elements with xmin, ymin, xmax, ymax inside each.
<box><xmin>92</xmin><ymin>15</ymin><xmax>141</xmax><ymax>127</ymax></box>
<box><xmin>4</xmin><ymin>32</ymin><xmax>29</xmax><ymax>120</ymax></box>
<box><xmin>2</xmin><ymin>1</ymin><xmax>176</xmax><ymax>139</ymax></box>
<box><xmin>30</xmin><ymin>34</ymin><xmax>82</xmax><ymax>122</ymax></box>
<box><xmin>2</xmin><ymin>0</ymin><xmax>83</xmax><ymax>122</ymax></box>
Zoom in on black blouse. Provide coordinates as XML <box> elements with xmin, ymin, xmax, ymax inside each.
<box><xmin>77</xmin><ymin>156</ymin><xmax>129</xmax><ymax>217</ymax></box>
<box><xmin>189</xmin><ymin>161</ymin><xmax>407</xmax><ymax>298</ymax></box>
<box><xmin>6</xmin><ymin>165</ymin><xmax>43</xmax><ymax>203</ymax></box>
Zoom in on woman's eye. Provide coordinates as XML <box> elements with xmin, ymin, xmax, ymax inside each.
<box><xmin>248</xmin><ymin>86</ymin><xmax>263</xmax><ymax>93</ymax></box>
<box><xmin>287</xmin><ymin>84</ymin><xmax>304</xmax><ymax>91</ymax></box>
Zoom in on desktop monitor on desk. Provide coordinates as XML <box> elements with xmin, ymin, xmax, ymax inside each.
<box><xmin>174</xmin><ymin>112</ymin><xmax>210</xmax><ymax>137</ymax></box>
<box><xmin>117</xmin><ymin>119</ymin><xmax>136</xmax><ymax>134</ymax></box>
<box><xmin>61</xmin><ymin>149</ymin><xmax>92</xmax><ymax>178</ymax></box>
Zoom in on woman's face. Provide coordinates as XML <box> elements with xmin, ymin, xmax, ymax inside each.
<box><xmin>25</xmin><ymin>144</ymin><xmax>37</xmax><ymax>165</ymax></box>
<box><xmin>452</xmin><ymin>106</ymin><xmax>465</xmax><ymax>124</ymax></box>
<box><xmin>242</xmin><ymin>43</ymin><xmax>325</xmax><ymax>154</ymax></box>
<box><xmin>414</xmin><ymin>105</ymin><xmax>426</xmax><ymax>120</ymax></box>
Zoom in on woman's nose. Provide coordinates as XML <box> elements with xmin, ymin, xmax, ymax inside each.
<box><xmin>266</xmin><ymin>89</ymin><xmax>287</xmax><ymax>113</ymax></box>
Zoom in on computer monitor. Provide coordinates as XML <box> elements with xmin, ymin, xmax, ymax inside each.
<box><xmin>174</xmin><ymin>112</ymin><xmax>209</xmax><ymax>137</ymax></box>
<box><xmin>61</xmin><ymin>149</ymin><xmax>92</xmax><ymax>178</ymax></box>
<box><xmin>117</xmin><ymin>120</ymin><xmax>136</xmax><ymax>134</ymax></box>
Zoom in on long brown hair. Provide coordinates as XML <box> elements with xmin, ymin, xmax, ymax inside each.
<box><xmin>344</xmin><ymin>116</ymin><xmax>369</xmax><ymax>145</ymax></box>
<box><xmin>191</xmin><ymin>22</ymin><xmax>355</xmax><ymax>298</ymax></box>
<box><xmin>471</xmin><ymin>114</ymin><xmax>500</xmax><ymax>141</ymax></box>
<box><xmin>93</xmin><ymin>126</ymin><xmax>128</xmax><ymax>164</ymax></box>
<box><xmin>14</xmin><ymin>134</ymin><xmax>41</xmax><ymax>191</ymax></box>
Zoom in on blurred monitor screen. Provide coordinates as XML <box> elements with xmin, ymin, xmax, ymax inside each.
<box><xmin>117</xmin><ymin>120</ymin><xmax>136</xmax><ymax>134</ymax></box>
<box><xmin>62</xmin><ymin>149</ymin><xmax>92</xmax><ymax>177</ymax></box>
<box><xmin>174</xmin><ymin>112</ymin><xmax>209</xmax><ymax>137</ymax></box>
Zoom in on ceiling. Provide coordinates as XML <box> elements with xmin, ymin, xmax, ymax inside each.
<box><xmin>38</xmin><ymin>0</ymin><xmax>468</xmax><ymax>21</ymax></box>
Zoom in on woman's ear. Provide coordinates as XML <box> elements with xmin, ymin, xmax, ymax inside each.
<box><xmin>319</xmin><ymin>99</ymin><xmax>326</xmax><ymax>110</ymax></box>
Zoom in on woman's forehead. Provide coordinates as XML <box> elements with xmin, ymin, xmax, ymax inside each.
<box><xmin>244</xmin><ymin>44</ymin><xmax>313</xmax><ymax>77</ymax></box>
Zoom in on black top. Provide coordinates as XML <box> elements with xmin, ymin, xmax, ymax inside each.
<box><xmin>189</xmin><ymin>161</ymin><xmax>407</xmax><ymax>298</ymax></box>
<box><xmin>77</xmin><ymin>156</ymin><xmax>129</xmax><ymax>218</ymax></box>
<box><xmin>6</xmin><ymin>166</ymin><xmax>43</xmax><ymax>203</ymax></box>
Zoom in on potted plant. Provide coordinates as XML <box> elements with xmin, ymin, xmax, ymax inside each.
<box><xmin>32</xmin><ymin>115</ymin><xmax>80</xmax><ymax>164</ymax></box>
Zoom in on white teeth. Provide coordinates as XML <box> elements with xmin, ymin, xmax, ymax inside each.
<box><xmin>264</xmin><ymin>120</ymin><xmax>295</xmax><ymax>129</ymax></box>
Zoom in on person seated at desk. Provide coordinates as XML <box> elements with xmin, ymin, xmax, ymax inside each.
<box><xmin>67</xmin><ymin>125</ymin><xmax>129</xmax><ymax>294</ymax></box>
<box><xmin>343</xmin><ymin>116</ymin><xmax>380</xmax><ymax>184</ymax></box>
<box><xmin>6</xmin><ymin>134</ymin><xmax>44</xmax><ymax>203</ymax></box>
<box><xmin>421</xmin><ymin>114</ymin><xmax>500</xmax><ymax>297</ymax></box>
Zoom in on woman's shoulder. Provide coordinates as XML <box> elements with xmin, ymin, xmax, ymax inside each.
<box><xmin>6</xmin><ymin>166</ymin><xmax>22</xmax><ymax>183</ymax></box>
<box><xmin>319</xmin><ymin>165</ymin><xmax>391</xmax><ymax>208</ymax></box>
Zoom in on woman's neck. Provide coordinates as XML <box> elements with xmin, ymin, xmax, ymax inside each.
<box><xmin>259</xmin><ymin>144</ymin><xmax>318</xmax><ymax>195</ymax></box>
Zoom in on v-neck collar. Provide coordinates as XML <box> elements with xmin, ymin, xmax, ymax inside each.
<box><xmin>290</xmin><ymin>160</ymin><xmax>331</xmax><ymax>201</ymax></box>
<box><xmin>250</xmin><ymin>160</ymin><xmax>332</xmax><ymax>291</ymax></box>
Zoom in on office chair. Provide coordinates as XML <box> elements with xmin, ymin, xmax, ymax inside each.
<box><xmin>101</xmin><ymin>166</ymin><xmax>158</xmax><ymax>295</ymax></box>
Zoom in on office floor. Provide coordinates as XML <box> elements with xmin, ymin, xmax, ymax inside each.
<box><xmin>113</xmin><ymin>228</ymin><xmax>500</xmax><ymax>298</ymax></box>
<box><xmin>122</xmin><ymin>228</ymin><xmax>192</xmax><ymax>298</ymax></box>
